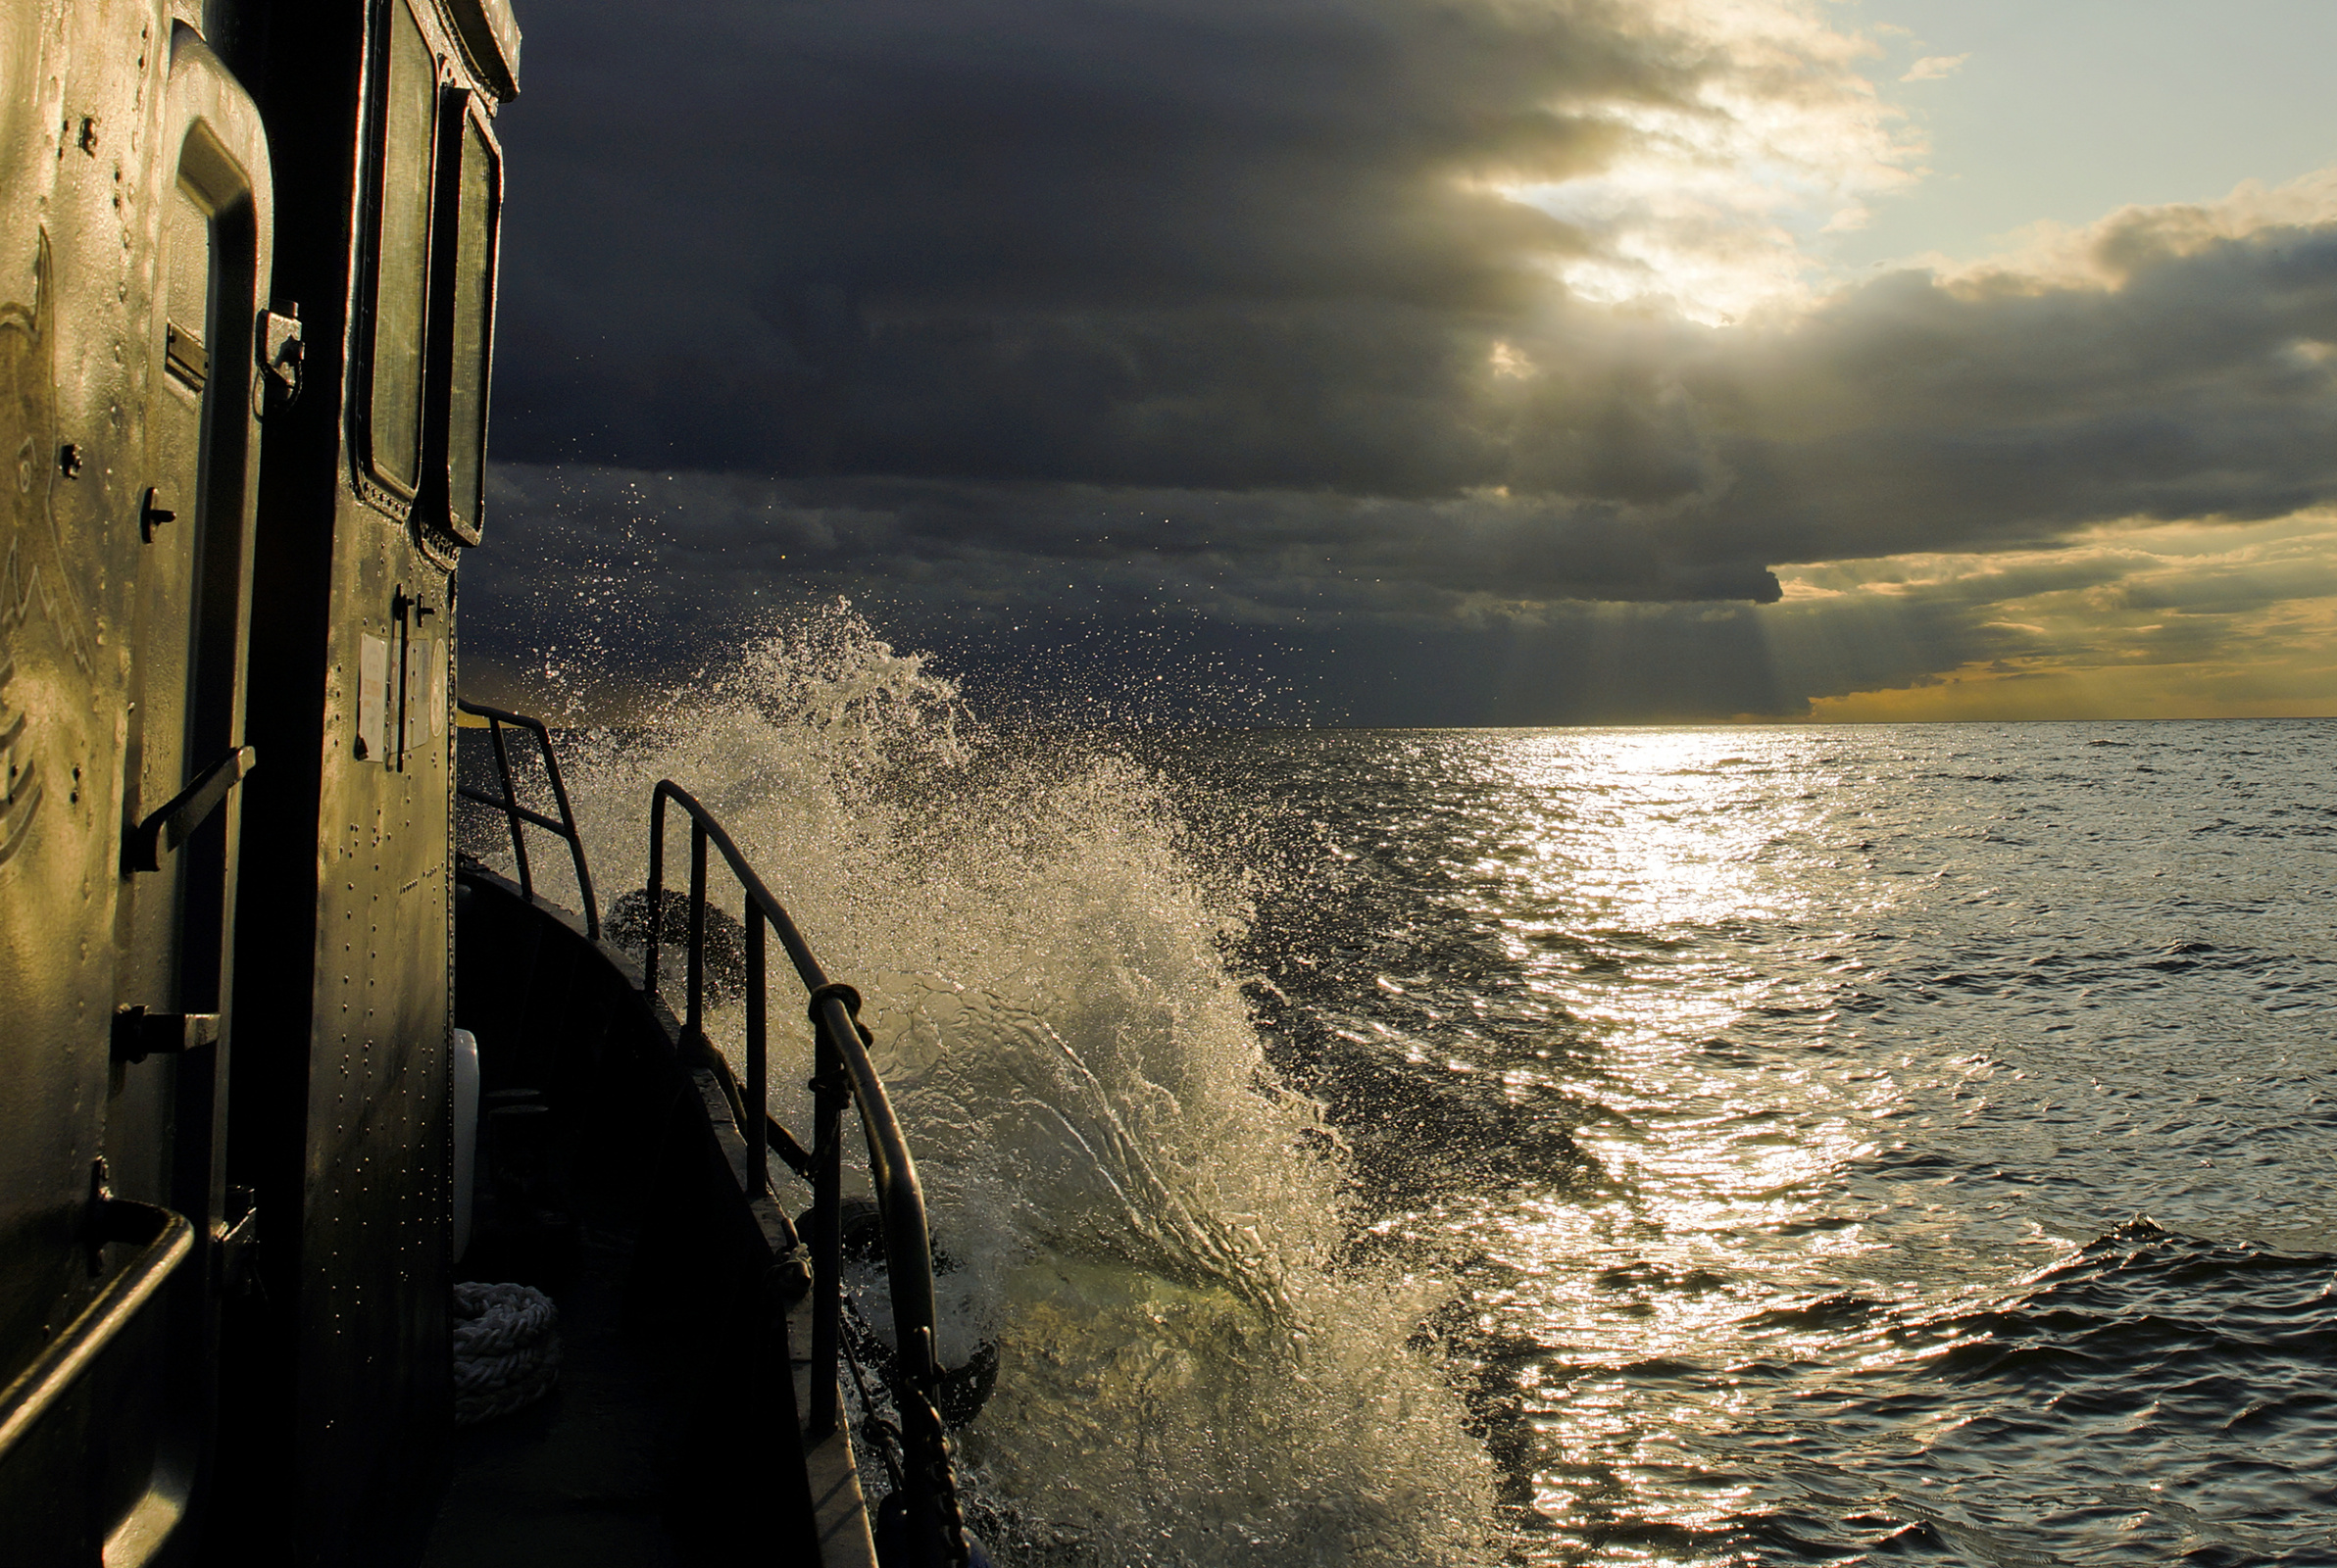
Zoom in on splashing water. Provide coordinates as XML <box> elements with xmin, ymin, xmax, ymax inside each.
<box><xmin>495</xmin><ymin>603</ymin><xmax>1496</xmax><ymax>1565</ymax></box>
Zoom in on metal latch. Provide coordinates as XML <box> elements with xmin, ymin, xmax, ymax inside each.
<box><xmin>386</xmin><ymin>589</ymin><xmax>437</xmax><ymax>768</ymax></box>
<box><xmin>164</xmin><ymin>321</ymin><xmax>209</xmax><ymax>391</ymax></box>
<box><xmin>111</xmin><ymin>1006</ymin><xmax>222</xmax><ymax>1062</ymax></box>
<box><xmin>258</xmin><ymin>304</ymin><xmax>303</xmax><ymax>410</ymax></box>
<box><xmin>216</xmin><ymin>1187</ymin><xmax>262</xmax><ymax>1300</ymax></box>
<box><xmin>139</xmin><ymin>486</ymin><xmax>176</xmax><ymax>542</ymax></box>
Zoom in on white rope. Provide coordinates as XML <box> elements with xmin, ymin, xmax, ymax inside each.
<box><xmin>452</xmin><ymin>1281</ymin><xmax>562</xmax><ymax>1426</ymax></box>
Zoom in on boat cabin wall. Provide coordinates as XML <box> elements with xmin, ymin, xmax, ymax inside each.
<box><xmin>0</xmin><ymin>5</ymin><xmax>273</xmax><ymax>1559</ymax></box>
<box><xmin>0</xmin><ymin>0</ymin><xmax>517</xmax><ymax>1561</ymax></box>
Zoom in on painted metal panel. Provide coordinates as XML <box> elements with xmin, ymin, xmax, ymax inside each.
<box><xmin>0</xmin><ymin>9</ymin><xmax>272</xmax><ymax>1559</ymax></box>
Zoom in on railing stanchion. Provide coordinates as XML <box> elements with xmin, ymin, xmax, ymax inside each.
<box><xmin>808</xmin><ymin>1017</ymin><xmax>845</xmax><ymax>1440</ymax></box>
<box><xmin>631</xmin><ymin>776</ymin><xmax>970</xmax><ymax>1563</ymax></box>
<box><xmin>455</xmin><ymin>700</ymin><xmax>600</xmax><ymax>937</ymax></box>
<box><xmin>746</xmin><ymin>908</ymin><xmax>768</xmax><ymax>1199</ymax></box>
<box><xmin>686</xmin><ymin>825</ymin><xmax>708</xmax><ymax>1047</ymax></box>
<box><xmin>537</xmin><ymin>725</ymin><xmax>598</xmax><ymax>939</ymax></box>
<box><xmin>484</xmin><ymin>716</ymin><xmax>533</xmax><ymax>899</ymax></box>
<box><xmin>644</xmin><ymin>789</ymin><xmax>667</xmax><ymax>1003</ymax></box>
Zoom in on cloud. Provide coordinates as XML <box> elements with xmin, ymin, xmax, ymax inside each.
<box><xmin>1770</xmin><ymin>514</ymin><xmax>2337</xmax><ymax>720</ymax></box>
<box><xmin>1674</xmin><ymin>197</ymin><xmax>2337</xmax><ymax>568</ymax></box>
<box><xmin>470</xmin><ymin>2</ymin><xmax>2337</xmax><ymax>722</ymax></box>
<box><xmin>1899</xmin><ymin>53</ymin><xmax>1969</xmax><ymax>82</ymax></box>
<box><xmin>494</xmin><ymin>0</ymin><xmax>1915</xmax><ymax>479</ymax></box>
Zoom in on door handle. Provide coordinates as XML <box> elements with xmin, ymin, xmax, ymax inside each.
<box><xmin>126</xmin><ymin>745</ymin><xmax>255</xmax><ymax>873</ymax></box>
<box><xmin>0</xmin><ymin>1198</ymin><xmax>193</xmax><ymax>1463</ymax></box>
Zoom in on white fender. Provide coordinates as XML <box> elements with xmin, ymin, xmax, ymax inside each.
<box><xmin>451</xmin><ymin>1028</ymin><xmax>481</xmax><ymax>1261</ymax></box>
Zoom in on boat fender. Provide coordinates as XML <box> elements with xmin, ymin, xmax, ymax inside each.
<box><xmin>451</xmin><ymin>1028</ymin><xmax>480</xmax><ymax>1261</ymax></box>
<box><xmin>605</xmin><ymin>887</ymin><xmax>749</xmax><ymax>1006</ymax></box>
<box><xmin>451</xmin><ymin>1280</ymin><xmax>561</xmax><ymax>1426</ymax></box>
<box><xmin>934</xmin><ymin>1341</ymin><xmax>999</xmax><ymax>1430</ymax></box>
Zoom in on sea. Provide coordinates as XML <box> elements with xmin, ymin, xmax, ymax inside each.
<box><xmin>504</xmin><ymin>612</ymin><xmax>2337</xmax><ymax>1566</ymax></box>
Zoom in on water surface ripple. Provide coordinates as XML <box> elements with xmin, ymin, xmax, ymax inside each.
<box><xmin>1198</xmin><ymin>719</ymin><xmax>2337</xmax><ymax>1565</ymax></box>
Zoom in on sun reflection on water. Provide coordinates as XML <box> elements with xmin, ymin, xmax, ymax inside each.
<box><xmin>1436</xmin><ymin>731</ymin><xmax>1919</xmax><ymax>1559</ymax></box>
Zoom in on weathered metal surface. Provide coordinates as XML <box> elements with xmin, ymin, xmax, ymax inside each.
<box><xmin>0</xmin><ymin>0</ymin><xmax>514</xmax><ymax>1557</ymax></box>
<box><xmin>441</xmin><ymin>0</ymin><xmax>521</xmax><ymax>102</ymax></box>
<box><xmin>0</xmin><ymin>4</ymin><xmax>273</xmax><ymax>1558</ymax></box>
<box><xmin>216</xmin><ymin>2</ymin><xmax>512</xmax><ymax>1559</ymax></box>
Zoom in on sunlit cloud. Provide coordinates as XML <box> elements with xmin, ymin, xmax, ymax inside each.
<box><xmin>1767</xmin><ymin>514</ymin><xmax>2337</xmax><ymax>720</ymax></box>
<box><xmin>1936</xmin><ymin>167</ymin><xmax>2337</xmax><ymax>292</ymax></box>
<box><xmin>1492</xmin><ymin>0</ymin><xmax>1922</xmax><ymax>323</ymax></box>
<box><xmin>1488</xmin><ymin>340</ymin><xmax>1536</xmax><ymax>379</ymax></box>
<box><xmin>1899</xmin><ymin>53</ymin><xmax>1969</xmax><ymax>83</ymax></box>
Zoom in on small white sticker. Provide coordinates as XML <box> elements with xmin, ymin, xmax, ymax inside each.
<box><xmin>358</xmin><ymin>634</ymin><xmax>387</xmax><ymax>760</ymax></box>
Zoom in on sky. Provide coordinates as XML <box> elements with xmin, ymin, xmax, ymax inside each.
<box><xmin>464</xmin><ymin>0</ymin><xmax>2337</xmax><ymax>725</ymax></box>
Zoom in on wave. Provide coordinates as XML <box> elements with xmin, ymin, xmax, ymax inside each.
<box><xmin>512</xmin><ymin>604</ymin><xmax>1495</xmax><ymax>1565</ymax></box>
<box><xmin>1708</xmin><ymin>1222</ymin><xmax>2337</xmax><ymax>1563</ymax></box>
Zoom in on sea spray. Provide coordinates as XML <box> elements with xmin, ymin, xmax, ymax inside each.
<box><xmin>483</xmin><ymin>604</ymin><xmax>1494</xmax><ymax>1565</ymax></box>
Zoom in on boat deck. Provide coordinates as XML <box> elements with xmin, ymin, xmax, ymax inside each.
<box><xmin>423</xmin><ymin>1220</ymin><xmax>679</xmax><ymax>1568</ymax></box>
<box><xmin>430</xmin><ymin>866</ymin><xmax>877</xmax><ymax>1567</ymax></box>
<box><xmin>422</xmin><ymin>1223</ymin><xmax>873</xmax><ymax>1568</ymax></box>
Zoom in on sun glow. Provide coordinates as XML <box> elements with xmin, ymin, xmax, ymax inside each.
<box><xmin>1495</xmin><ymin>0</ymin><xmax>1921</xmax><ymax>324</ymax></box>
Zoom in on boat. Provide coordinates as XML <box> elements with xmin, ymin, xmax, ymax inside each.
<box><xmin>0</xmin><ymin>1</ymin><xmax>972</xmax><ymax>1561</ymax></box>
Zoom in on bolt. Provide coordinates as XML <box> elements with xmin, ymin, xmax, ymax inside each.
<box><xmin>58</xmin><ymin>444</ymin><xmax>81</xmax><ymax>478</ymax></box>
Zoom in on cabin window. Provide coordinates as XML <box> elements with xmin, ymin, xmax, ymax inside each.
<box><xmin>368</xmin><ymin>1</ymin><xmax>436</xmax><ymax>494</ymax></box>
<box><xmin>442</xmin><ymin>115</ymin><xmax>498</xmax><ymax>542</ymax></box>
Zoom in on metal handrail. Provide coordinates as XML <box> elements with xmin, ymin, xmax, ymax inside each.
<box><xmin>0</xmin><ymin>1200</ymin><xmax>194</xmax><ymax>1462</ymax></box>
<box><xmin>126</xmin><ymin>743</ymin><xmax>256</xmax><ymax>872</ymax></box>
<box><xmin>642</xmin><ymin>780</ymin><xmax>970</xmax><ymax>1568</ymax></box>
<box><xmin>455</xmin><ymin>699</ymin><xmax>599</xmax><ymax>940</ymax></box>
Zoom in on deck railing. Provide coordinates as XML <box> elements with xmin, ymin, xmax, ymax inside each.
<box><xmin>454</xmin><ymin>706</ymin><xmax>971</xmax><ymax>1566</ymax></box>
<box><xmin>643</xmin><ymin>781</ymin><xmax>971</xmax><ymax>1568</ymax></box>
<box><xmin>454</xmin><ymin>699</ymin><xmax>600</xmax><ymax>940</ymax></box>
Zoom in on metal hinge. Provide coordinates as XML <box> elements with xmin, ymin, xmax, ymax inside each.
<box><xmin>258</xmin><ymin>304</ymin><xmax>303</xmax><ymax>411</ymax></box>
<box><xmin>111</xmin><ymin>1005</ymin><xmax>222</xmax><ymax>1063</ymax></box>
<box><xmin>216</xmin><ymin>1187</ymin><xmax>262</xmax><ymax>1300</ymax></box>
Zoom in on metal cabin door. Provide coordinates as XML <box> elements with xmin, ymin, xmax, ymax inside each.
<box><xmin>99</xmin><ymin>29</ymin><xmax>272</xmax><ymax>1566</ymax></box>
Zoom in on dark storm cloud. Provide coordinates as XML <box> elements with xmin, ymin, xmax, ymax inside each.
<box><xmin>1680</xmin><ymin>213</ymin><xmax>2337</xmax><ymax>563</ymax></box>
<box><xmin>478</xmin><ymin>465</ymin><xmax>1779</xmax><ymax>609</ymax></box>
<box><xmin>496</xmin><ymin>0</ymin><xmax>2337</xmax><ymax>560</ymax></box>
<box><xmin>472</xmin><ymin>1</ymin><xmax>2337</xmax><ymax>719</ymax></box>
<box><xmin>493</xmin><ymin>0</ymin><xmax>1645</xmax><ymax>487</ymax></box>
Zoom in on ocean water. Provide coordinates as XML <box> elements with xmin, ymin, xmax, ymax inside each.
<box><xmin>1186</xmin><ymin>719</ymin><xmax>2337</xmax><ymax>1565</ymax></box>
<box><xmin>485</xmin><ymin>615</ymin><xmax>2337</xmax><ymax>1565</ymax></box>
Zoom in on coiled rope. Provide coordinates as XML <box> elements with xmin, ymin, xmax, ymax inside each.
<box><xmin>452</xmin><ymin>1281</ymin><xmax>562</xmax><ymax>1426</ymax></box>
